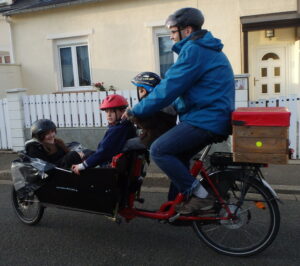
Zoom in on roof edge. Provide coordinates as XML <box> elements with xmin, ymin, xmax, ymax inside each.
<box><xmin>240</xmin><ymin>11</ymin><xmax>300</xmax><ymax>24</ymax></box>
<box><xmin>2</xmin><ymin>0</ymin><xmax>106</xmax><ymax>16</ymax></box>
<box><xmin>241</xmin><ymin>11</ymin><xmax>300</xmax><ymax>32</ymax></box>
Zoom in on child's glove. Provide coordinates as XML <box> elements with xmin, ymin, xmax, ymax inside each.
<box><xmin>71</xmin><ymin>163</ymin><xmax>86</xmax><ymax>175</ymax></box>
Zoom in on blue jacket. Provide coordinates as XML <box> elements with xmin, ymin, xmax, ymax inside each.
<box><xmin>132</xmin><ymin>30</ymin><xmax>235</xmax><ymax>135</ymax></box>
<box><xmin>83</xmin><ymin>120</ymin><xmax>136</xmax><ymax>168</ymax></box>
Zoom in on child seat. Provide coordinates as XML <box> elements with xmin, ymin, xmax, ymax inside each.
<box><xmin>111</xmin><ymin>149</ymin><xmax>149</xmax><ymax>207</ymax></box>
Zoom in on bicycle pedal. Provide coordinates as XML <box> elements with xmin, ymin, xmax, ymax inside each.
<box><xmin>168</xmin><ymin>213</ymin><xmax>180</xmax><ymax>223</ymax></box>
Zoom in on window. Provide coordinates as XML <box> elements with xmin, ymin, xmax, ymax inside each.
<box><xmin>262</xmin><ymin>84</ymin><xmax>268</xmax><ymax>93</ymax></box>
<box><xmin>261</xmin><ymin>68</ymin><xmax>267</xmax><ymax>77</ymax></box>
<box><xmin>158</xmin><ymin>35</ymin><xmax>174</xmax><ymax>78</ymax></box>
<box><xmin>274</xmin><ymin>84</ymin><xmax>280</xmax><ymax>93</ymax></box>
<box><xmin>154</xmin><ymin>28</ymin><xmax>176</xmax><ymax>78</ymax></box>
<box><xmin>58</xmin><ymin>43</ymin><xmax>91</xmax><ymax>90</ymax></box>
<box><xmin>262</xmin><ymin>53</ymin><xmax>279</xmax><ymax>61</ymax></box>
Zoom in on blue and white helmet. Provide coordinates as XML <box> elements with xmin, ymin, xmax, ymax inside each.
<box><xmin>131</xmin><ymin>72</ymin><xmax>161</xmax><ymax>93</ymax></box>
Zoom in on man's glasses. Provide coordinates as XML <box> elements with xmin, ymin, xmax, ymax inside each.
<box><xmin>170</xmin><ymin>30</ymin><xmax>180</xmax><ymax>34</ymax></box>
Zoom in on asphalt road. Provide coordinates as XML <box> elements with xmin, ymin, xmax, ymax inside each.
<box><xmin>0</xmin><ymin>183</ymin><xmax>299</xmax><ymax>266</ymax></box>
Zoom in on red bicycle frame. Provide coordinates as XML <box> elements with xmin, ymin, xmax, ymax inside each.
<box><xmin>118</xmin><ymin>145</ymin><xmax>236</xmax><ymax>223</ymax></box>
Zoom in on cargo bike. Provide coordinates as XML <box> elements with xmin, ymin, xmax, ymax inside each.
<box><xmin>12</xmin><ymin>104</ymin><xmax>289</xmax><ymax>257</ymax></box>
<box><xmin>11</xmin><ymin>142</ymin><xmax>281</xmax><ymax>257</ymax></box>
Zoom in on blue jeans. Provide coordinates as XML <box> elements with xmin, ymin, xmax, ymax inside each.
<box><xmin>150</xmin><ymin>122</ymin><xmax>218</xmax><ymax>196</ymax></box>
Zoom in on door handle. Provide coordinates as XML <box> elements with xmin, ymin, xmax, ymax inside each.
<box><xmin>254</xmin><ymin>78</ymin><xmax>259</xmax><ymax>86</ymax></box>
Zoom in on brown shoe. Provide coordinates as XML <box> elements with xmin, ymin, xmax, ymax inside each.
<box><xmin>175</xmin><ymin>195</ymin><xmax>214</xmax><ymax>215</ymax></box>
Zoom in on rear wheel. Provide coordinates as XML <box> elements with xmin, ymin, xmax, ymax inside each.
<box><xmin>11</xmin><ymin>186</ymin><xmax>44</xmax><ymax>225</ymax></box>
<box><xmin>193</xmin><ymin>175</ymin><xmax>280</xmax><ymax>256</ymax></box>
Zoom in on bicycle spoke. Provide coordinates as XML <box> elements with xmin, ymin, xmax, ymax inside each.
<box><xmin>203</xmin><ymin>224</ymin><xmax>221</xmax><ymax>233</ymax></box>
<box><xmin>218</xmin><ymin>230</ymin><xmax>232</xmax><ymax>245</ymax></box>
<box><xmin>238</xmin><ymin>228</ymin><xmax>257</xmax><ymax>245</ymax></box>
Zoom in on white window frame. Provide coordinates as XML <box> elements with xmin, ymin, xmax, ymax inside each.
<box><xmin>153</xmin><ymin>27</ymin><xmax>177</xmax><ymax>77</ymax></box>
<box><xmin>55</xmin><ymin>37</ymin><xmax>92</xmax><ymax>91</ymax></box>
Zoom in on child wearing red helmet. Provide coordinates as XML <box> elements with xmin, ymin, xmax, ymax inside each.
<box><xmin>72</xmin><ymin>94</ymin><xmax>136</xmax><ymax>174</ymax></box>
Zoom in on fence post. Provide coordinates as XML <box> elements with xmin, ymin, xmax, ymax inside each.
<box><xmin>6</xmin><ymin>88</ymin><xmax>27</xmax><ymax>151</ymax></box>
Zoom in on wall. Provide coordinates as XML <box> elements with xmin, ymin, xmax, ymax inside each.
<box><xmin>8</xmin><ymin>0</ymin><xmax>242</xmax><ymax>95</ymax></box>
<box><xmin>0</xmin><ymin>16</ymin><xmax>10</xmax><ymax>54</ymax></box>
<box><xmin>0</xmin><ymin>64</ymin><xmax>22</xmax><ymax>98</ymax></box>
<box><xmin>6</xmin><ymin>0</ymin><xmax>298</xmax><ymax>96</ymax></box>
<box><xmin>239</xmin><ymin>0</ymin><xmax>297</xmax><ymax>16</ymax></box>
<box><xmin>195</xmin><ymin>0</ymin><xmax>241</xmax><ymax>75</ymax></box>
<box><xmin>9</xmin><ymin>0</ymin><xmax>194</xmax><ymax>95</ymax></box>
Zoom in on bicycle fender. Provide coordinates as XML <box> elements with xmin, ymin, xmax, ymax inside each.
<box><xmin>261</xmin><ymin>179</ymin><xmax>282</xmax><ymax>203</ymax></box>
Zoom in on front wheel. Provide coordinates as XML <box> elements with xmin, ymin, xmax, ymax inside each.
<box><xmin>193</xmin><ymin>175</ymin><xmax>280</xmax><ymax>256</ymax></box>
<box><xmin>11</xmin><ymin>186</ymin><xmax>44</xmax><ymax>225</ymax></box>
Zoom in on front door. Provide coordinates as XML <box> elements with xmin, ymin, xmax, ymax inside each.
<box><xmin>254</xmin><ymin>46</ymin><xmax>286</xmax><ymax>100</ymax></box>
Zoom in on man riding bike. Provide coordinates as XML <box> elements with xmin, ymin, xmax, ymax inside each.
<box><xmin>123</xmin><ymin>7</ymin><xmax>235</xmax><ymax>214</ymax></box>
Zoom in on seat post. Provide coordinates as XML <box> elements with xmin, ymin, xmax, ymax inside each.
<box><xmin>200</xmin><ymin>145</ymin><xmax>212</xmax><ymax>161</ymax></box>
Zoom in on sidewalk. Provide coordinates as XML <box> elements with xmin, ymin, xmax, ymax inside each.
<box><xmin>0</xmin><ymin>152</ymin><xmax>299</xmax><ymax>199</ymax></box>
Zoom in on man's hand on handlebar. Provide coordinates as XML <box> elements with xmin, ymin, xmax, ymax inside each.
<box><xmin>121</xmin><ymin>107</ymin><xmax>134</xmax><ymax>121</ymax></box>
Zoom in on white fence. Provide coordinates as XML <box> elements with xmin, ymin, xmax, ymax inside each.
<box><xmin>0</xmin><ymin>98</ymin><xmax>12</xmax><ymax>149</ymax></box>
<box><xmin>249</xmin><ymin>95</ymin><xmax>300</xmax><ymax>159</ymax></box>
<box><xmin>23</xmin><ymin>90</ymin><xmax>139</xmax><ymax>128</ymax></box>
<box><xmin>1</xmin><ymin>90</ymin><xmax>300</xmax><ymax>159</ymax></box>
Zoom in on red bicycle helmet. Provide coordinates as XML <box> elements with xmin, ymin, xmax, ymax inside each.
<box><xmin>100</xmin><ymin>94</ymin><xmax>129</xmax><ymax>110</ymax></box>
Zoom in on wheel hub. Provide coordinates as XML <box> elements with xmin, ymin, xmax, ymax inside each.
<box><xmin>219</xmin><ymin>204</ymin><xmax>248</xmax><ymax>229</ymax></box>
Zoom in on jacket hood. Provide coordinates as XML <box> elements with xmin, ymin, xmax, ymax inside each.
<box><xmin>172</xmin><ymin>30</ymin><xmax>223</xmax><ymax>54</ymax></box>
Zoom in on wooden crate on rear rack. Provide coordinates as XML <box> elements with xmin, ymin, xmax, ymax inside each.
<box><xmin>232</xmin><ymin>107</ymin><xmax>291</xmax><ymax>164</ymax></box>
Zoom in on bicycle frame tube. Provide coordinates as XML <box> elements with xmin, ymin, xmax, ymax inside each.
<box><xmin>119</xmin><ymin>193</ymin><xmax>231</xmax><ymax>222</ymax></box>
<box><xmin>119</xmin><ymin>144</ymin><xmax>236</xmax><ymax>222</ymax></box>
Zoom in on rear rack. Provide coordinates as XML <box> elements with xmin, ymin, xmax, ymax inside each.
<box><xmin>210</xmin><ymin>152</ymin><xmax>267</xmax><ymax>168</ymax></box>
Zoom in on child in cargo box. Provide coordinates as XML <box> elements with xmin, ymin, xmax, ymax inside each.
<box><xmin>25</xmin><ymin>119</ymin><xmax>84</xmax><ymax>169</ymax></box>
<box><xmin>71</xmin><ymin>94</ymin><xmax>137</xmax><ymax>175</ymax></box>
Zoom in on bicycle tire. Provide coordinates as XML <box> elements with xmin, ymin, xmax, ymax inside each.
<box><xmin>11</xmin><ymin>186</ymin><xmax>44</xmax><ymax>225</ymax></box>
<box><xmin>193</xmin><ymin>174</ymin><xmax>280</xmax><ymax>256</ymax></box>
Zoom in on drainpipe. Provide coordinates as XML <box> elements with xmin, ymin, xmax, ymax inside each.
<box><xmin>5</xmin><ymin>15</ymin><xmax>15</xmax><ymax>64</ymax></box>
